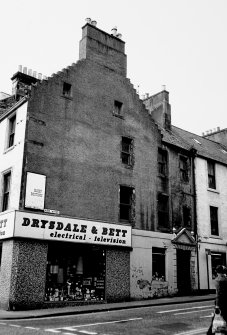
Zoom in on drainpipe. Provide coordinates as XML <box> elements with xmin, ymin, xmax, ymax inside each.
<box><xmin>190</xmin><ymin>148</ymin><xmax>200</xmax><ymax>291</ymax></box>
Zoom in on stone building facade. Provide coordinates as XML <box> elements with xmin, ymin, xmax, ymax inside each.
<box><xmin>1</xmin><ymin>21</ymin><xmax>227</xmax><ymax>311</ymax></box>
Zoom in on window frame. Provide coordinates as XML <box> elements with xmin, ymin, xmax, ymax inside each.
<box><xmin>183</xmin><ymin>205</ymin><xmax>192</xmax><ymax>228</ymax></box>
<box><xmin>1</xmin><ymin>170</ymin><xmax>11</xmax><ymax>212</ymax></box>
<box><xmin>119</xmin><ymin>185</ymin><xmax>135</xmax><ymax>223</ymax></box>
<box><xmin>207</xmin><ymin>160</ymin><xmax>216</xmax><ymax>189</ymax></box>
<box><xmin>210</xmin><ymin>206</ymin><xmax>219</xmax><ymax>236</ymax></box>
<box><xmin>62</xmin><ymin>82</ymin><xmax>72</xmax><ymax>98</ymax></box>
<box><xmin>179</xmin><ymin>155</ymin><xmax>189</xmax><ymax>183</ymax></box>
<box><xmin>157</xmin><ymin>192</ymin><xmax>169</xmax><ymax>229</ymax></box>
<box><xmin>152</xmin><ymin>247</ymin><xmax>166</xmax><ymax>281</ymax></box>
<box><xmin>121</xmin><ymin>137</ymin><xmax>134</xmax><ymax>167</ymax></box>
<box><xmin>158</xmin><ymin>148</ymin><xmax>168</xmax><ymax>177</ymax></box>
<box><xmin>7</xmin><ymin>113</ymin><xmax>16</xmax><ymax>149</ymax></box>
<box><xmin>114</xmin><ymin>100</ymin><xmax>123</xmax><ymax>116</ymax></box>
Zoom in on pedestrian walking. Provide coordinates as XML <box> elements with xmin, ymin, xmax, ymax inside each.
<box><xmin>207</xmin><ymin>265</ymin><xmax>227</xmax><ymax>334</ymax></box>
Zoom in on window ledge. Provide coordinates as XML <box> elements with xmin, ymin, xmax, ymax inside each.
<box><xmin>209</xmin><ymin>235</ymin><xmax>222</xmax><ymax>239</ymax></box>
<box><xmin>112</xmin><ymin>112</ymin><xmax>124</xmax><ymax>120</ymax></box>
<box><xmin>60</xmin><ymin>95</ymin><xmax>73</xmax><ymax>100</ymax></box>
<box><xmin>207</xmin><ymin>188</ymin><xmax>219</xmax><ymax>194</ymax></box>
<box><xmin>4</xmin><ymin>145</ymin><xmax>15</xmax><ymax>154</ymax></box>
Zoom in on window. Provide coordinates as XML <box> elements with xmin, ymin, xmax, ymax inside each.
<box><xmin>114</xmin><ymin>100</ymin><xmax>123</xmax><ymax>115</ymax></box>
<box><xmin>158</xmin><ymin>149</ymin><xmax>168</xmax><ymax>176</ymax></box>
<box><xmin>152</xmin><ymin>247</ymin><xmax>166</xmax><ymax>281</ymax></box>
<box><xmin>8</xmin><ymin>114</ymin><xmax>16</xmax><ymax>148</ymax></box>
<box><xmin>183</xmin><ymin>206</ymin><xmax>191</xmax><ymax>228</ymax></box>
<box><xmin>119</xmin><ymin>185</ymin><xmax>135</xmax><ymax>222</ymax></box>
<box><xmin>211</xmin><ymin>253</ymin><xmax>226</xmax><ymax>279</ymax></box>
<box><xmin>121</xmin><ymin>137</ymin><xmax>134</xmax><ymax>167</ymax></box>
<box><xmin>62</xmin><ymin>82</ymin><xmax>72</xmax><ymax>97</ymax></box>
<box><xmin>157</xmin><ymin>193</ymin><xmax>169</xmax><ymax>228</ymax></box>
<box><xmin>208</xmin><ymin>161</ymin><xmax>216</xmax><ymax>189</ymax></box>
<box><xmin>210</xmin><ymin>206</ymin><xmax>219</xmax><ymax>236</ymax></box>
<box><xmin>2</xmin><ymin>171</ymin><xmax>11</xmax><ymax>212</ymax></box>
<box><xmin>180</xmin><ymin>156</ymin><xmax>189</xmax><ymax>182</ymax></box>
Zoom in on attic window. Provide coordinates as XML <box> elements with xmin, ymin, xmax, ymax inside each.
<box><xmin>62</xmin><ymin>82</ymin><xmax>72</xmax><ymax>97</ymax></box>
<box><xmin>193</xmin><ymin>139</ymin><xmax>201</xmax><ymax>145</ymax></box>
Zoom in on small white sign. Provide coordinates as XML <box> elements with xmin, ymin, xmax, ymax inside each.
<box><xmin>0</xmin><ymin>211</ymin><xmax>15</xmax><ymax>240</ymax></box>
<box><xmin>14</xmin><ymin>211</ymin><xmax>132</xmax><ymax>247</ymax></box>
<box><xmin>25</xmin><ymin>173</ymin><xmax>46</xmax><ymax>210</ymax></box>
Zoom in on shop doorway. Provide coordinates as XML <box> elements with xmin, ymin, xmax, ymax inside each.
<box><xmin>177</xmin><ymin>249</ymin><xmax>191</xmax><ymax>295</ymax></box>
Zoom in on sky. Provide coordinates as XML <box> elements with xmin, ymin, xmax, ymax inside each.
<box><xmin>0</xmin><ymin>0</ymin><xmax>227</xmax><ymax>136</ymax></box>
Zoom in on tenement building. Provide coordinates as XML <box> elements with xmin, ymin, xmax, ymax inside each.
<box><xmin>0</xmin><ymin>20</ymin><xmax>227</xmax><ymax>310</ymax></box>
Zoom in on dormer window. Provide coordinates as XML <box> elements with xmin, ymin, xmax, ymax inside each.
<box><xmin>62</xmin><ymin>82</ymin><xmax>72</xmax><ymax>97</ymax></box>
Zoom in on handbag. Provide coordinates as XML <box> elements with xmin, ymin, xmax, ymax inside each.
<box><xmin>212</xmin><ymin>310</ymin><xmax>226</xmax><ymax>334</ymax></box>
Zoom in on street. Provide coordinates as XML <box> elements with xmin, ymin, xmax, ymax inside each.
<box><xmin>0</xmin><ymin>300</ymin><xmax>214</xmax><ymax>335</ymax></box>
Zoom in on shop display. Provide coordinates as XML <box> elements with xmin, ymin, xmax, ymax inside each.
<box><xmin>45</xmin><ymin>243</ymin><xmax>105</xmax><ymax>302</ymax></box>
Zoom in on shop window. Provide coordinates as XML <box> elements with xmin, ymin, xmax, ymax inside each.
<box><xmin>210</xmin><ymin>206</ymin><xmax>219</xmax><ymax>236</ymax></box>
<box><xmin>62</xmin><ymin>82</ymin><xmax>72</xmax><ymax>97</ymax></box>
<box><xmin>114</xmin><ymin>100</ymin><xmax>123</xmax><ymax>116</ymax></box>
<box><xmin>157</xmin><ymin>193</ymin><xmax>169</xmax><ymax>229</ymax></box>
<box><xmin>121</xmin><ymin>137</ymin><xmax>134</xmax><ymax>167</ymax></box>
<box><xmin>208</xmin><ymin>161</ymin><xmax>216</xmax><ymax>189</ymax></box>
<box><xmin>152</xmin><ymin>247</ymin><xmax>166</xmax><ymax>281</ymax></box>
<box><xmin>119</xmin><ymin>185</ymin><xmax>135</xmax><ymax>223</ymax></box>
<box><xmin>45</xmin><ymin>243</ymin><xmax>106</xmax><ymax>302</ymax></box>
<box><xmin>7</xmin><ymin>114</ymin><xmax>16</xmax><ymax>148</ymax></box>
<box><xmin>183</xmin><ymin>206</ymin><xmax>191</xmax><ymax>228</ymax></box>
<box><xmin>1</xmin><ymin>171</ymin><xmax>11</xmax><ymax>212</ymax></box>
<box><xmin>211</xmin><ymin>252</ymin><xmax>226</xmax><ymax>279</ymax></box>
<box><xmin>180</xmin><ymin>155</ymin><xmax>189</xmax><ymax>182</ymax></box>
<box><xmin>158</xmin><ymin>149</ymin><xmax>168</xmax><ymax>176</ymax></box>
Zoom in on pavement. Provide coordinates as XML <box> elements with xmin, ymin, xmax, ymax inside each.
<box><xmin>0</xmin><ymin>293</ymin><xmax>216</xmax><ymax>320</ymax></box>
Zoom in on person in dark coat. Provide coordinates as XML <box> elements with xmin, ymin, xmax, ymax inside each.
<box><xmin>207</xmin><ymin>265</ymin><xmax>227</xmax><ymax>335</ymax></box>
<box><xmin>215</xmin><ymin>265</ymin><xmax>227</xmax><ymax>322</ymax></box>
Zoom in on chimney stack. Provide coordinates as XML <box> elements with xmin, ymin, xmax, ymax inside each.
<box><xmin>79</xmin><ymin>19</ymin><xmax>126</xmax><ymax>76</ymax></box>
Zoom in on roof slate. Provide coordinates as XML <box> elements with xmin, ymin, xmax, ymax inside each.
<box><xmin>161</xmin><ymin>125</ymin><xmax>227</xmax><ymax>165</ymax></box>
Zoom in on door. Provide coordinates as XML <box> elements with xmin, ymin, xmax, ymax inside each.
<box><xmin>177</xmin><ymin>249</ymin><xmax>191</xmax><ymax>295</ymax></box>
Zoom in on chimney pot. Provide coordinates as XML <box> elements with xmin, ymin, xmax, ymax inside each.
<box><xmin>91</xmin><ymin>20</ymin><xmax>97</xmax><ymax>27</ymax></box>
<box><xmin>116</xmin><ymin>33</ymin><xmax>122</xmax><ymax>39</ymax></box>
<box><xmin>85</xmin><ymin>18</ymin><xmax>91</xmax><ymax>24</ymax></box>
<box><xmin>33</xmin><ymin>71</ymin><xmax>37</xmax><ymax>78</ymax></box>
<box><xmin>38</xmin><ymin>73</ymin><xmax>42</xmax><ymax>80</ymax></box>
<box><xmin>28</xmin><ymin>69</ymin><xmax>32</xmax><ymax>76</ymax></box>
<box><xmin>18</xmin><ymin>65</ymin><xmax>22</xmax><ymax>72</ymax></box>
<box><xmin>111</xmin><ymin>26</ymin><xmax>117</xmax><ymax>36</ymax></box>
<box><xmin>23</xmin><ymin>67</ymin><xmax>27</xmax><ymax>74</ymax></box>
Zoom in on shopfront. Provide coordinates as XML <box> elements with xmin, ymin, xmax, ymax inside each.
<box><xmin>0</xmin><ymin>210</ymin><xmax>131</xmax><ymax>310</ymax></box>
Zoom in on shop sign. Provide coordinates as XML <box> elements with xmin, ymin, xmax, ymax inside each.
<box><xmin>0</xmin><ymin>211</ymin><xmax>15</xmax><ymax>240</ymax></box>
<box><xmin>25</xmin><ymin>172</ymin><xmax>46</xmax><ymax>210</ymax></box>
<box><xmin>14</xmin><ymin>211</ymin><xmax>132</xmax><ymax>247</ymax></box>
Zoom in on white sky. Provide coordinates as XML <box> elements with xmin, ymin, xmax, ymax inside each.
<box><xmin>1</xmin><ymin>0</ymin><xmax>227</xmax><ymax>136</ymax></box>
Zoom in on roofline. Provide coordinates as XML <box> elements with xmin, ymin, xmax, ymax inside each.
<box><xmin>0</xmin><ymin>96</ymin><xmax>28</xmax><ymax>121</ymax></box>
